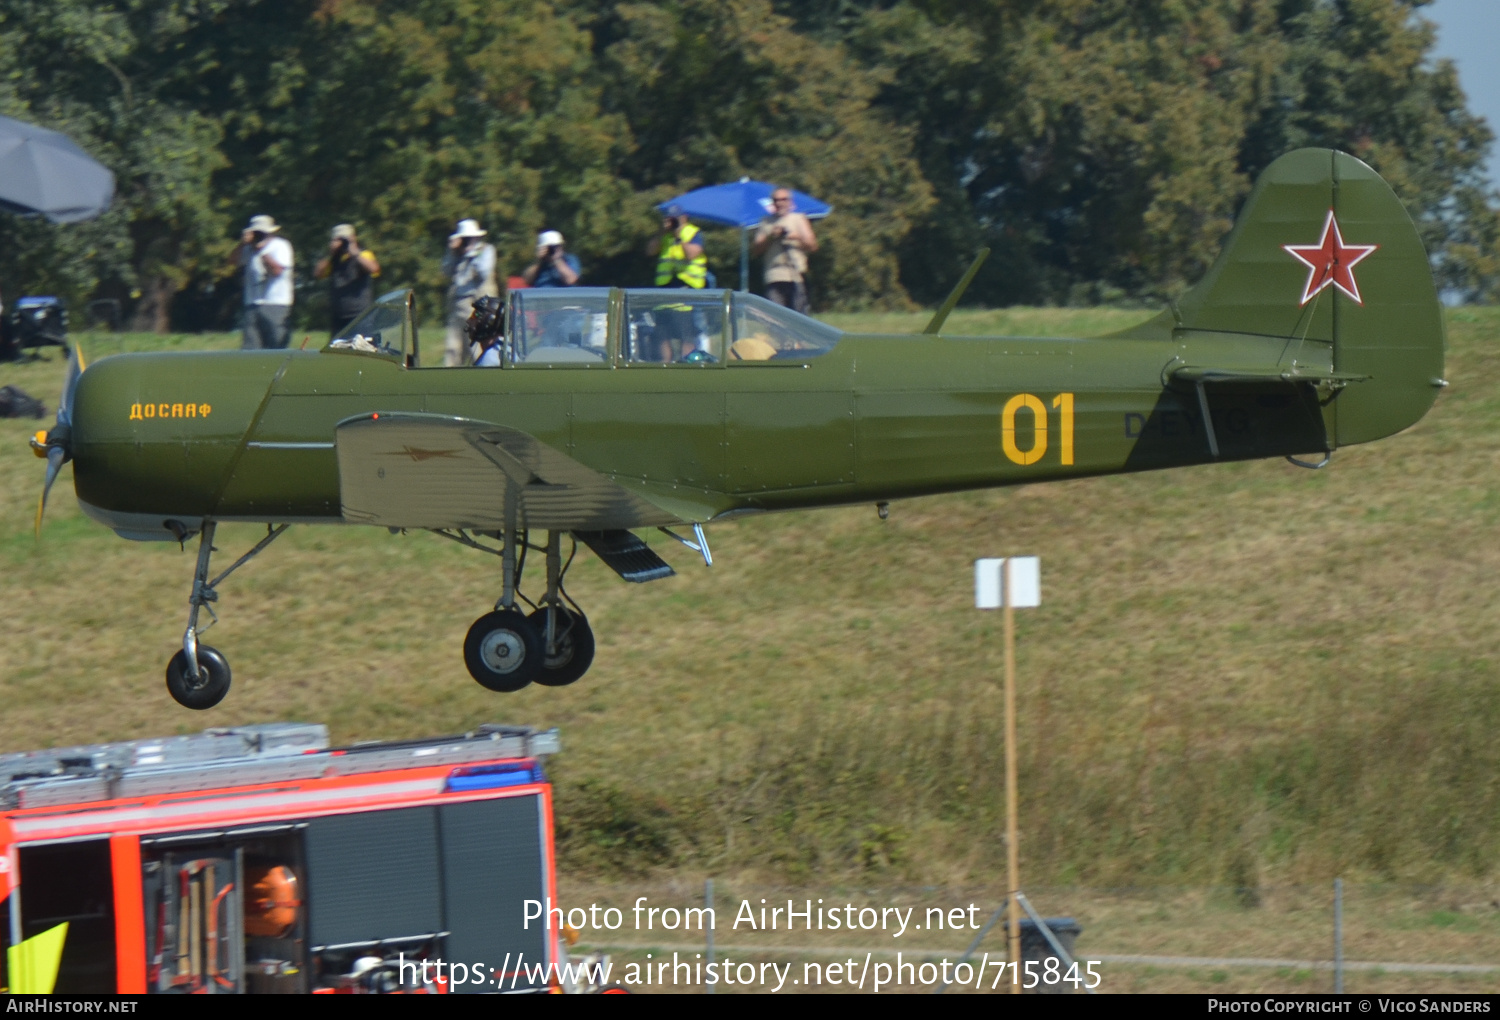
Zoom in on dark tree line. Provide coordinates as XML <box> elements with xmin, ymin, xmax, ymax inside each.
<box><xmin>0</xmin><ymin>0</ymin><xmax>1492</xmax><ymax>330</ymax></box>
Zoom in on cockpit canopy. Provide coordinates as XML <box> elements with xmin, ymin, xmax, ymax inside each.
<box><xmin>328</xmin><ymin>288</ymin><xmax>415</xmax><ymax>362</ymax></box>
<box><xmin>326</xmin><ymin>287</ymin><xmax>841</xmax><ymax>368</ymax></box>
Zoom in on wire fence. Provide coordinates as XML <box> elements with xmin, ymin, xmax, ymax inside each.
<box><xmin>555</xmin><ymin>878</ymin><xmax>1500</xmax><ymax>993</ymax></box>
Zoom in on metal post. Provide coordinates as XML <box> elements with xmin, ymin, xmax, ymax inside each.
<box><xmin>1004</xmin><ymin>557</ymin><xmax>1021</xmax><ymax>993</ymax></box>
<box><xmin>739</xmin><ymin>228</ymin><xmax>749</xmax><ymax>293</ymax></box>
<box><xmin>705</xmin><ymin>878</ymin><xmax>716</xmax><ymax>993</ymax></box>
<box><xmin>1334</xmin><ymin>877</ymin><xmax>1344</xmax><ymax>994</ymax></box>
<box><xmin>935</xmin><ymin>900</ymin><xmax>1008</xmax><ymax>994</ymax></box>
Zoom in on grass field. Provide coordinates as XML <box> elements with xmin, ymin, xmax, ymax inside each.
<box><xmin>2</xmin><ymin>307</ymin><xmax>1498</xmax><ymax>900</ymax></box>
<box><xmin>565</xmin><ymin>879</ymin><xmax>1500</xmax><ymax>993</ymax></box>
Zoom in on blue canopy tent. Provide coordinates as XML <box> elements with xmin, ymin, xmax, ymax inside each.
<box><xmin>657</xmin><ymin>178</ymin><xmax>831</xmax><ymax>292</ymax></box>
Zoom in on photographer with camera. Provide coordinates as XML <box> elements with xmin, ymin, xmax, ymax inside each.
<box><xmin>644</xmin><ymin>205</ymin><xmax>711</xmax><ymax>361</ymax></box>
<box><xmin>314</xmin><ymin>224</ymin><xmax>381</xmax><ymax>336</ymax></box>
<box><xmin>648</xmin><ymin>205</ymin><xmax>707</xmax><ymax>290</ymax></box>
<box><xmin>230</xmin><ymin>214</ymin><xmax>295</xmax><ymax>350</ymax></box>
<box><xmin>521</xmin><ymin>230</ymin><xmax>580</xmax><ymax>288</ymax></box>
<box><xmin>752</xmin><ymin>187</ymin><xmax>818</xmax><ymax>314</ymax></box>
<box><xmin>441</xmin><ymin>218</ymin><xmax>499</xmax><ymax>366</ymax></box>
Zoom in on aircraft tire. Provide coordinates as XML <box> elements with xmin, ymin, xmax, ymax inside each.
<box><xmin>165</xmin><ymin>646</ymin><xmax>232</xmax><ymax>710</ymax></box>
<box><xmin>464</xmin><ymin>609</ymin><xmax>543</xmax><ymax>692</ymax></box>
<box><xmin>527</xmin><ymin>607</ymin><xmax>595</xmax><ymax>687</ymax></box>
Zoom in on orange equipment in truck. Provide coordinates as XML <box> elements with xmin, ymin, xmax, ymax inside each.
<box><xmin>0</xmin><ymin>723</ymin><xmax>562</xmax><ymax>994</ymax></box>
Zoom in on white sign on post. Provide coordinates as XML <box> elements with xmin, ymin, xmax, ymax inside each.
<box><xmin>974</xmin><ymin>557</ymin><xmax>1040</xmax><ymax>609</ymax></box>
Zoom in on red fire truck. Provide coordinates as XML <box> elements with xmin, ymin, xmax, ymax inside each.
<box><xmin>0</xmin><ymin>723</ymin><xmax>567</xmax><ymax>993</ymax></box>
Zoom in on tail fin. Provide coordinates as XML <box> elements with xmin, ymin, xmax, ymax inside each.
<box><xmin>1125</xmin><ymin>148</ymin><xmax>1446</xmax><ymax>447</ymax></box>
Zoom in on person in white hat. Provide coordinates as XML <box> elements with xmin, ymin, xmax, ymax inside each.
<box><xmin>521</xmin><ymin>229</ymin><xmax>580</xmax><ymax>288</ymax></box>
<box><xmin>441</xmin><ymin>218</ymin><xmax>498</xmax><ymax>366</ymax></box>
<box><xmin>231</xmin><ymin>214</ymin><xmax>295</xmax><ymax>350</ymax></box>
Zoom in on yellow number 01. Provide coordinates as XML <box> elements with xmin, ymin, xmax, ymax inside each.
<box><xmin>1000</xmin><ymin>392</ymin><xmax>1074</xmax><ymax>466</ymax></box>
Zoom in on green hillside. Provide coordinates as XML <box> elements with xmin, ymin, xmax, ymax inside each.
<box><xmin>2</xmin><ymin>307</ymin><xmax>1497</xmax><ymax>889</ymax></box>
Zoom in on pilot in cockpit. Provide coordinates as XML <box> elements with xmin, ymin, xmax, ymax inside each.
<box><xmin>466</xmin><ymin>295</ymin><xmax>506</xmax><ymax>367</ymax></box>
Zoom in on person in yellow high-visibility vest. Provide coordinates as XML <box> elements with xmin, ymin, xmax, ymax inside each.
<box><xmin>646</xmin><ymin>204</ymin><xmax>709</xmax><ymax>361</ymax></box>
<box><xmin>649</xmin><ymin>204</ymin><xmax>708</xmax><ymax>288</ymax></box>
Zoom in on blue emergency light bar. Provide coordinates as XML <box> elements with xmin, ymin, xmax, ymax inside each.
<box><xmin>444</xmin><ymin>760</ymin><xmax>544</xmax><ymax>792</ymax></box>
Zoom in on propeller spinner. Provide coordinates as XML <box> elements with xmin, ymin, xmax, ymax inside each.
<box><xmin>31</xmin><ymin>344</ymin><xmax>86</xmax><ymax>537</ymax></box>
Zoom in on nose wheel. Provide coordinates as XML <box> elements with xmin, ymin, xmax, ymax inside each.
<box><xmin>164</xmin><ymin>521</ymin><xmax>287</xmax><ymax>709</ymax></box>
<box><xmin>166</xmin><ymin>646</ymin><xmax>232</xmax><ymax>710</ymax></box>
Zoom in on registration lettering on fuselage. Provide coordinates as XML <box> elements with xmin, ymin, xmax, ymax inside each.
<box><xmin>130</xmin><ymin>402</ymin><xmax>212</xmax><ymax>420</ymax></box>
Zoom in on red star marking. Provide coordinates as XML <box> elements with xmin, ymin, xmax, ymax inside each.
<box><xmin>1283</xmin><ymin>210</ymin><xmax>1378</xmax><ymax>306</ymax></box>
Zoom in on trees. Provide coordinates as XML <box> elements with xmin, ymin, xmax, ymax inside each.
<box><xmin>197</xmin><ymin>0</ymin><xmax>627</xmax><ymax>327</ymax></box>
<box><xmin>0</xmin><ymin>0</ymin><xmax>1492</xmax><ymax>324</ymax></box>
<box><xmin>0</xmin><ymin>1</ymin><xmax>229</xmax><ymax>329</ymax></box>
<box><xmin>797</xmin><ymin>0</ymin><xmax>1500</xmax><ymax>306</ymax></box>
<box><xmin>1237</xmin><ymin>0</ymin><xmax>1498</xmax><ymax>302</ymax></box>
<box><xmin>585</xmin><ymin>0</ymin><xmax>932</xmax><ymax>307</ymax></box>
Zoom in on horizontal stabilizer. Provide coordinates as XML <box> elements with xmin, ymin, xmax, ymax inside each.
<box><xmin>1172</xmin><ymin>366</ymin><xmax>1370</xmax><ymax>387</ymax></box>
<box><xmin>573</xmin><ymin>530</ymin><xmax>676</xmax><ymax>583</ymax></box>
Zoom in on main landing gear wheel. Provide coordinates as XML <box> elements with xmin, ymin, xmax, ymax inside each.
<box><xmin>527</xmin><ymin>607</ymin><xmax>595</xmax><ymax>687</ymax></box>
<box><xmin>464</xmin><ymin>610</ymin><xmax>543</xmax><ymax>692</ymax></box>
<box><xmin>438</xmin><ymin>527</ymin><xmax>600</xmax><ymax>693</ymax></box>
<box><xmin>165</xmin><ymin>646</ymin><xmax>232</xmax><ymax>710</ymax></box>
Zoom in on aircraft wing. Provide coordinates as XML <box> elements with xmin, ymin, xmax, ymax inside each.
<box><xmin>335</xmin><ymin>412</ymin><xmax>693</xmax><ymax>531</ymax></box>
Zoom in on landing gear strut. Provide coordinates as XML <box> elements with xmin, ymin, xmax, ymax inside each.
<box><xmin>436</xmin><ymin>527</ymin><xmax>595</xmax><ymax>693</ymax></box>
<box><xmin>530</xmin><ymin>531</ymin><xmax>595</xmax><ymax>687</ymax></box>
<box><xmin>166</xmin><ymin>521</ymin><xmax>288</xmax><ymax>709</ymax></box>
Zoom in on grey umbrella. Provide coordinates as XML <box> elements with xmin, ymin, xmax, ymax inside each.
<box><xmin>0</xmin><ymin>115</ymin><xmax>114</xmax><ymax>223</ymax></box>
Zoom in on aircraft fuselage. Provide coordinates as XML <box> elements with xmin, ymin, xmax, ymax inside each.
<box><xmin>70</xmin><ymin>327</ymin><xmax>1329</xmax><ymax>539</ymax></box>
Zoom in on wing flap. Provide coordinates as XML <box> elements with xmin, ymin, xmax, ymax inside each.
<box><xmin>336</xmin><ymin>413</ymin><xmax>685</xmax><ymax>530</ymax></box>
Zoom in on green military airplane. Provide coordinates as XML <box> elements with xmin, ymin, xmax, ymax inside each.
<box><xmin>30</xmin><ymin>149</ymin><xmax>1446</xmax><ymax>709</ymax></box>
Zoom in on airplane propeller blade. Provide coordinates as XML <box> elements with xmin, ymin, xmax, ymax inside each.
<box><xmin>32</xmin><ymin>344</ymin><xmax>86</xmax><ymax>538</ymax></box>
<box><xmin>58</xmin><ymin>342</ymin><xmax>85</xmax><ymax>423</ymax></box>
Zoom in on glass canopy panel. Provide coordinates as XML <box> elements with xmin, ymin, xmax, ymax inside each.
<box><xmin>729</xmin><ymin>293</ymin><xmax>841</xmax><ymax>361</ymax></box>
<box><xmin>510</xmin><ymin>288</ymin><xmax>611</xmax><ymax>365</ymax></box>
<box><xmin>622</xmin><ymin>289</ymin><xmax>726</xmax><ymax>364</ymax></box>
<box><xmin>327</xmin><ymin>288</ymin><xmax>410</xmax><ymax>359</ymax></box>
